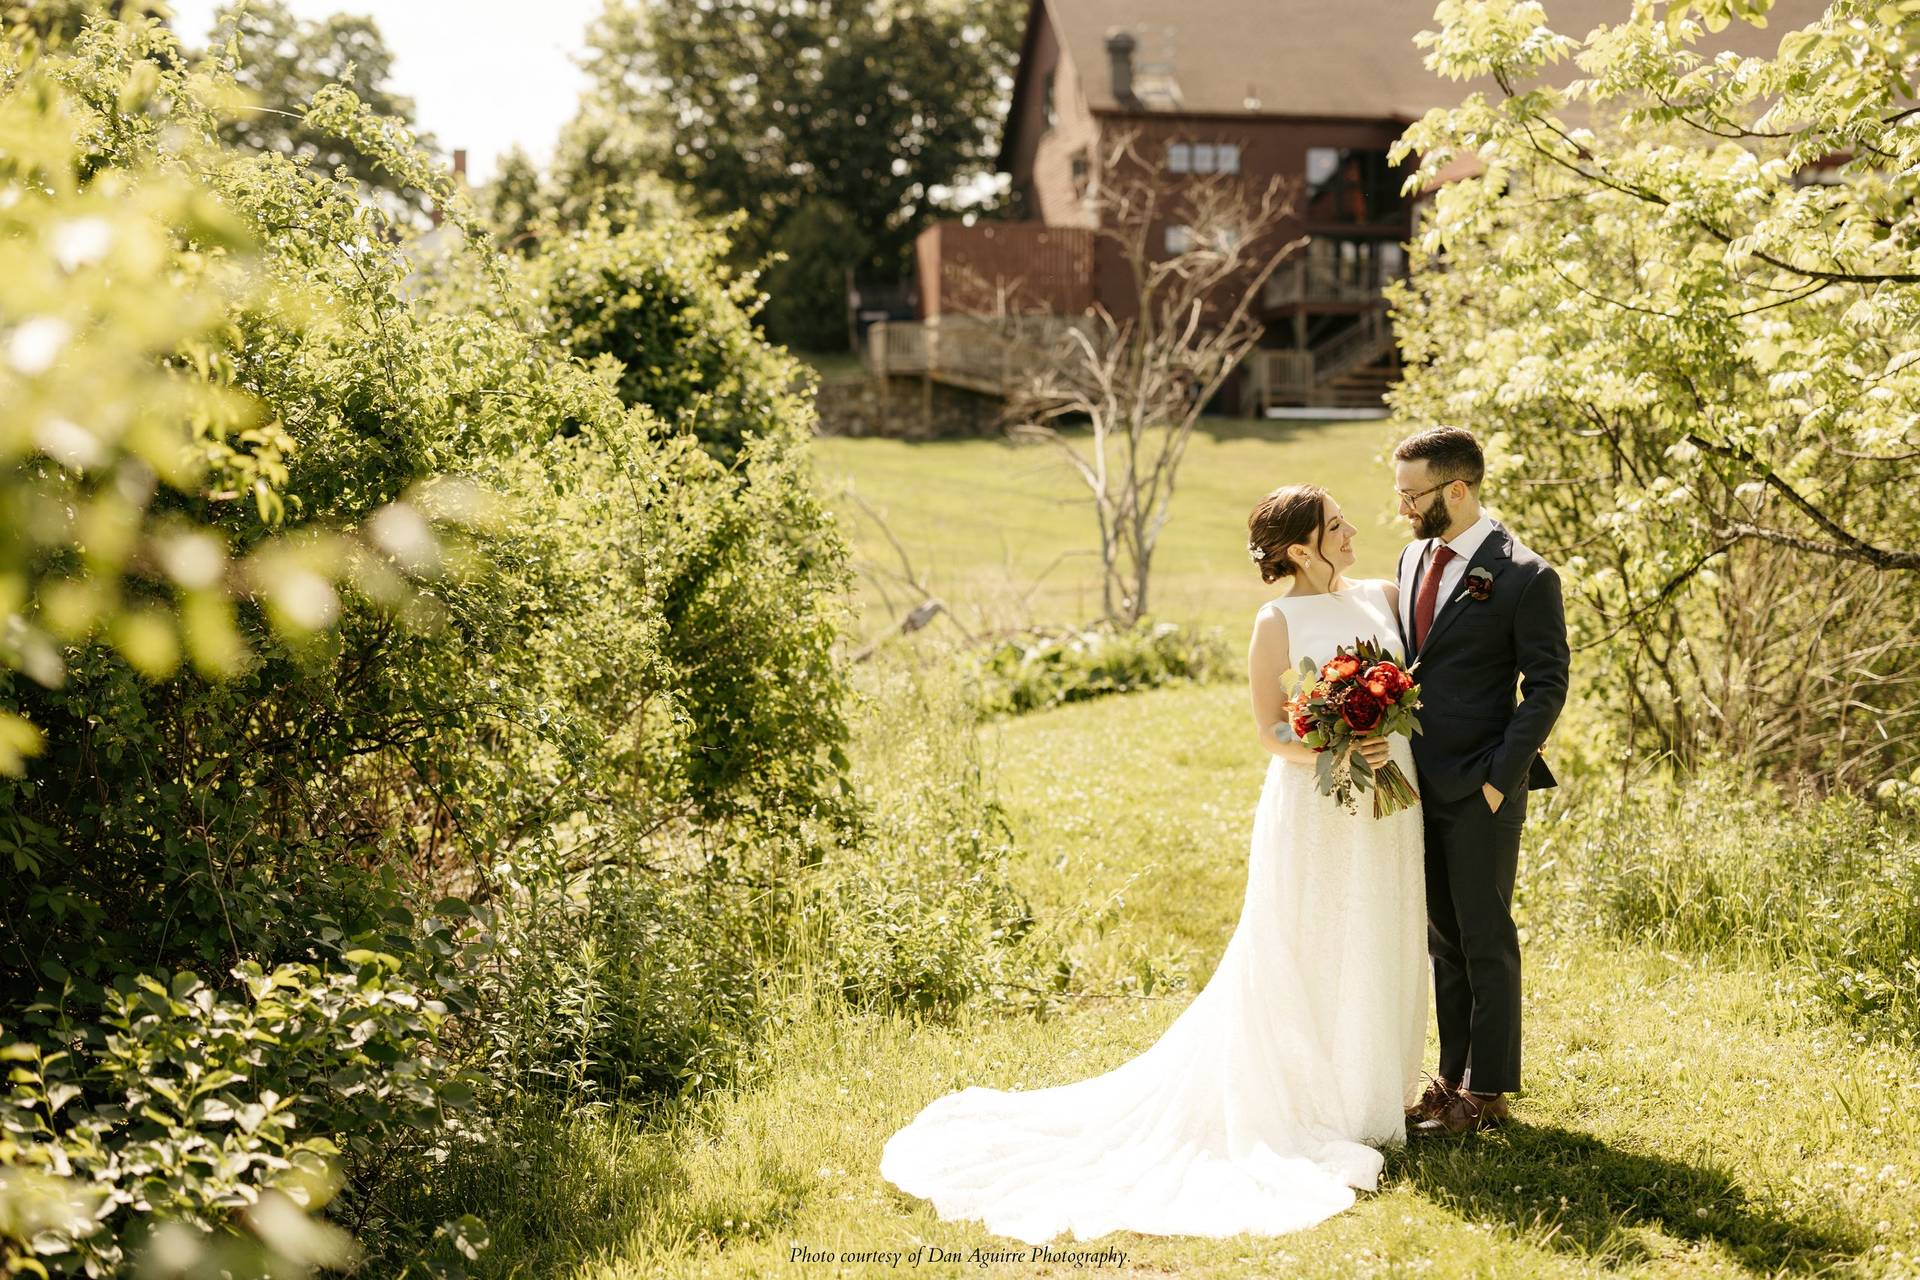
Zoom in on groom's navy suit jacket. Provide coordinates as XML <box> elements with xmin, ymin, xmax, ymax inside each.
<box><xmin>1395</xmin><ymin>521</ymin><xmax>1570</xmax><ymax>806</ymax></box>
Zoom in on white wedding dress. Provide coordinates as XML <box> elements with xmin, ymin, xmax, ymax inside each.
<box><xmin>880</xmin><ymin>579</ymin><xmax>1427</xmax><ymax>1244</ymax></box>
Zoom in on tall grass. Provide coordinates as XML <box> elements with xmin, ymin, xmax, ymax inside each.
<box><xmin>1524</xmin><ymin>768</ymin><xmax>1920</xmax><ymax>1039</ymax></box>
<box><xmin>795</xmin><ymin>655</ymin><xmax>1062</xmax><ymax>1017</ymax></box>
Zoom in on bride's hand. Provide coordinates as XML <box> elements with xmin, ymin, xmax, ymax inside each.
<box><xmin>1349</xmin><ymin>736</ymin><xmax>1391</xmax><ymax>770</ymax></box>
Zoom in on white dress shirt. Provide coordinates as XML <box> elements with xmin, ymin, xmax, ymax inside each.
<box><xmin>1403</xmin><ymin>513</ymin><xmax>1497</xmax><ymax>640</ymax></box>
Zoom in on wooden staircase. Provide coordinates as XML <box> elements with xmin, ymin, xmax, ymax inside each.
<box><xmin>1247</xmin><ymin>313</ymin><xmax>1399</xmax><ymax>412</ymax></box>
<box><xmin>1318</xmin><ymin>353</ymin><xmax>1399</xmax><ymax>409</ymax></box>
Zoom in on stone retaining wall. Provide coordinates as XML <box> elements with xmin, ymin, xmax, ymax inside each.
<box><xmin>812</xmin><ymin>374</ymin><xmax>1007</xmax><ymax>439</ymax></box>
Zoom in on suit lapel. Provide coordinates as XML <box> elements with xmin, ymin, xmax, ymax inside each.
<box><xmin>1417</xmin><ymin>522</ymin><xmax>1513</xmax><ymax>659</ymax></box>
<box><xmin>1397</xmin><ymin>541</ymin><xmax>1425</xmax><ymax>653</ymax></box>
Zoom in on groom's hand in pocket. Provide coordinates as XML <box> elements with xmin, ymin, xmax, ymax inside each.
<box><xmin>1482</xmin><ymin>782</ymin><xmax>1505</xmax><ymax>813</ymax></box>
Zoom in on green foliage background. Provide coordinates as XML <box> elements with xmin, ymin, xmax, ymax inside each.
<box><xmin>1388</xmin><ymin>0</ymin><xmax>1920</xmax><ymax>788</ymax></box>
<box><xmin>548</xmin><ymin>0</ymin><xmax>1027</xmax><ymax>349</ymax></box>
<box><xmin>0</xmin><ymin>13</ymin><xmax>1038</xmax><ymax>1274</ymax></box>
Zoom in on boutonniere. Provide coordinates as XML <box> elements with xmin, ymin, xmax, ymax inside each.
<box><xmin>1459</xmin><ymin>566</ymin><xmax>1495</xmax><ymax>603</ymax></box>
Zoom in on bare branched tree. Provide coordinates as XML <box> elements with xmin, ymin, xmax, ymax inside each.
<box><xmin>1004</xmin><ymin>132</ymin><xmax>1302</xmax><ymax>626</ymax></box>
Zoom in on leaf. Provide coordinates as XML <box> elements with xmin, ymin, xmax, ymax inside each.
<box><xmin>111</xmin><ymin>609</ymin><xmax>182</xmax><ymax>680</ymax></box>
<box><xmin>437</xmin><ymin>1214</ymin><xmax>491</xmax><ymax>1262</ymax></box>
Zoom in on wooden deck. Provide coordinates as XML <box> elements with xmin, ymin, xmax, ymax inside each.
<box><xmin>865</xmin><ymin>312</ymin><xmax>1399</xmax><ymax>412</ymax></box>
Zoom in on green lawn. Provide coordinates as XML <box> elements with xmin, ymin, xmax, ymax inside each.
<box><xmin>479</xmin><ymin>427</ymin><xmax>1920</xmax><ymax>1278</ymax></box>
<box><xmin>798</xmin><ymin>350</ymin><xmax>871</xmax><ymax>384</ymax></box>
<box><xmin>812</xmin><ymin>417</ymin><xmax>1410</xmax><ymax>639</ymax></box>
<box><xmin>497</xmin><ymin>682</ymin><xmax>1920</xmax><ymax>1279</ymax></box>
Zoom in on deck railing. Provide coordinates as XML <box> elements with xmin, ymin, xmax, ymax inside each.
<box><xmin>1247</xmin><ymin>315</ymin><xmax>1398</xmax><ymax>407</ymax></box>
<box><xmin>1261</xmin><ymin>241</ymin><xmax>1408</xmax><ymax>308</ymax></box>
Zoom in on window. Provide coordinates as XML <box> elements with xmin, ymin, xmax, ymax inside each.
<box><xmin>1297</xmin><ymin>236</ymin><xmax>1405</xmax><ymax>297</ymax></box>
<box><xmin>1168</xmin><ymin>140</ymin><xmax>1242</xmax><ymax>177</ymax></box>
<box><xmin>1043</xmin><ymin>70</ymin><xmax>1057</xmax><ymax>128</ymax></box>
<box><xmin>1164</xmin><ymin>224</ymin><xmax>1194</xmax><ymax>254</ymax></box>
<box><xmin>1303</xmin><ymin>146</ymin><xmax>1407</xmax><ymax>225</ymax></box>
<box><xmin>1306</xmin><ymin>147</ymin><xmax>1340</xmax><ymax>190</ymax></box>
<box><xmin>1070</xmin><ymin>150</ymin><xmax>1090</xmax><ymax>196</ymax></box>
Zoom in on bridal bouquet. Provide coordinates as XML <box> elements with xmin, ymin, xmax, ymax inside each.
<box><xmin>1283</xmin><ymin>639</ymin><xmax>1423</xmax><ymax>818</ymax></box>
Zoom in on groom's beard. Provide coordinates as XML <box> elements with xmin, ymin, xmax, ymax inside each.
<box><xmin>1414</xmin><ymin>500</ymin><xmax>1451</xmax><ymax>541</ymax></box>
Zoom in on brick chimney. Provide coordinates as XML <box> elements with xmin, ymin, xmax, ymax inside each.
<box><xmin>431</xmin><ymin>149</ymin><xmax>469</xmax><ymax>229</ymax></box>
<box><xmin>1105</xmin><ymin>32</ymin><xmax>1137</xmax><ymax>107</ymax></box>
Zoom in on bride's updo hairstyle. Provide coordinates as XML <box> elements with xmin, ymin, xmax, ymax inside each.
<box><xmin>1247</xmin><ymin>484</ymin><xmax>1334</xmax><ymax>585</ymax></box>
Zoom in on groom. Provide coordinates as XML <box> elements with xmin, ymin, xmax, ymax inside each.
<box><xmin>1390</xmin><ymin>427</ymin><xmax>1569</xmax><ymax>1137</ymax></box>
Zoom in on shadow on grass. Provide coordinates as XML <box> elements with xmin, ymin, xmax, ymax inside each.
<box><xmin>1191</xmin><ymin>415</ymin><xmax>1393</xmax><ymax>445</ymax></box>
<box><xmin>1386</xmin><ymin>1122</ymin><xmax>1866</xmax><ymax>1275</ymax></box>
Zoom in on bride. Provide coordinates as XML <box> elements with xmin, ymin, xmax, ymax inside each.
<box><xmin>880</xmin><ymin>483</ymin><xmax>1428</xmax><ymax>1244</ymax></box>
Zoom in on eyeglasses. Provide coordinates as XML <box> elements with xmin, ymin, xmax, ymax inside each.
<box><xmin>1395</xmin><ymin>481</ymin><xmax>1452</xmax><ymax>510</ymax></box>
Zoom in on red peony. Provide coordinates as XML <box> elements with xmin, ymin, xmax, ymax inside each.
<box><xmin>1372</xmin><ymin>662</ymin><xmax>1414</xmax><ymax>694</ymax></box>
<box><xmin>1341</xmin><ymin>687</ymin><xmax>1385</xmax><ymax>733</ymax></box>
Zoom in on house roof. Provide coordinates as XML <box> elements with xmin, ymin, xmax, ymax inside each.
<box><xmin>1037</xmin><ymin>0</ymin><xmax>1821</xmax><ymax>120</ymax></box>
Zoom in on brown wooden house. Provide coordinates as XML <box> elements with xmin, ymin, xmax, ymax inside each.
<box><xmin>906</xmin><ymin>0</ymin><xmax>1805</xmax><ymax>413</ymax></box>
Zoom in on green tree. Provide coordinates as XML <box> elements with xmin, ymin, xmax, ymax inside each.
<box><xmin>205</xmin><ymin>0</ymin><xmax>436</xmax><ymax>214</ymax></box>
<box><xmin>6</xmin><ymin>13</ymin><xmax>859</xmax><ymax>1265</ymax></box>
<box><xmin>1388</xmin><ymin>0</ymin><xmax>1920</xmax><ymax>783</ymax></box>
<box><xmin>479</xmin><ymin>143</ymin><xmax>547</xmax><ymax>251</ymax></box>
<box><xmin>563</xmin><ymin>0</ymin><xmax>1024</xmax><ymax>347</ymax></box>
<box><xmin>1</xmin><ymin>0</ymin><xmax>154</xmax><ymax>45</ymax></box>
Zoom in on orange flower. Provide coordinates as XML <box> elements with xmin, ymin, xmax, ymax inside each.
<box><xmin>1321</xmin><ymin>654</ymin><xmax>1362</xmax><ymax>682</ymax></box>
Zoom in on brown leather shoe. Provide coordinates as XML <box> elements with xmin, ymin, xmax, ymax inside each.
<box><xmin>1412</xmin><ymin>1090</ymin><xmax>1510</xmax><ymax>1137</ymax></box>
<box><xmin>1404</xmin><ymin>1074</ymin><xmax>1459</xmax><ymax>1125</ymax></box>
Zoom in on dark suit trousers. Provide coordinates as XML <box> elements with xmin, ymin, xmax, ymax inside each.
<box><xmin>1423</xmin><ymin>784</ymin><xmax>1526</xmax><ymax>1094</ymax></box>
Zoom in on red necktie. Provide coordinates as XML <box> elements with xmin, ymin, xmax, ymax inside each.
<box><xmin>1413</xmin><ymin>544</ymin><xmax>1457</xmax><ymax>650</ymax></box>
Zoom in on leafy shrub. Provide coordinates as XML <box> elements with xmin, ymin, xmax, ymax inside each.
<box><xmin>0</xmin><ymin>18</ymin><xmax>446</xmax><ymax>778</ymax></box>
<box><xmin>2</xmin><ymin>15</ymin><xmax>856</xmax><ymax>1269</ymax></box>
<box><xmin>2</xmin><ymin>12</ymin><xmax>852</xmax><ymax>988</ymax></box>
<box><xmin>800</xmin><ymin>660</ymin><xmax>1047</xmax><ymax>1017</ymax></box>
<box><xmin>0</xmin><ymin>920</ymin><xmax>480</xmax><ymax>1276</ymax></box>
<box><xmin>761</xmin><ymin>197</ymin><xmax>867</xmax><ymax>352</ymax></box>
<box><xmin>1523</xmin><ymin>769</ymin><xmax>1920</xmax><ymax>1040</ymax></box>
<box><xmin>964</xmin><ymin>619</ymin><xmax>1232</xmax><ymax>719</ymax></box>
<box><xmin>529</xmin><ymin>213</ymin><xmax>816</xmax><ymax>463</ymax></box>
<box><xmin>472</xmin><ymin>857</ymin><xmax>774</xmax><ymax>1104</ymax></box>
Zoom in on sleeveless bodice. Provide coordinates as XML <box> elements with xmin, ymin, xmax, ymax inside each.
<box><xmin>1258</xmin><ymin>579</ymin><xmax>1405</xmax><ymax>673</ymax></box>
